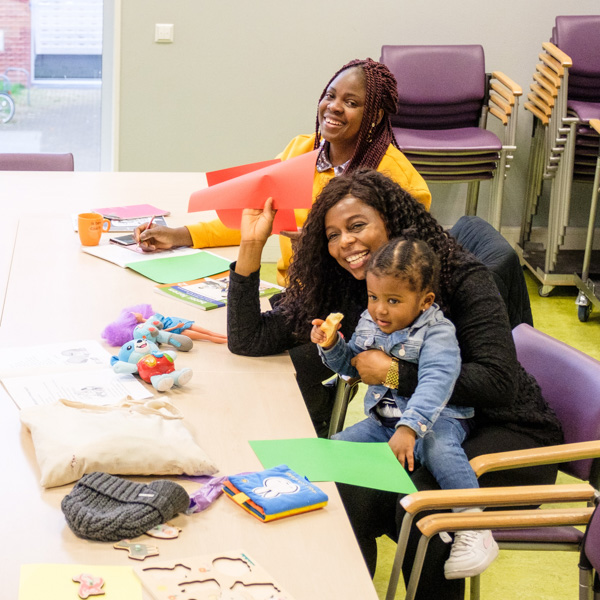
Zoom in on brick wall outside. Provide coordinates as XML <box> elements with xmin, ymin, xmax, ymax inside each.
<box><xmin>0</xmin><ymin>0</ymin><xmax>32</xmax><ymax>87</ymax></box>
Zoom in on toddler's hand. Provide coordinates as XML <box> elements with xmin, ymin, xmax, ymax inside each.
<box><xmin>310</xmin><ymin>319</ymin><xmax>329</xmax><ymax>347</ymax></box>
<box><xmin>389</xmin><ymin>426</ymin><xmax>417</xmax><ymax>471</ymax></box>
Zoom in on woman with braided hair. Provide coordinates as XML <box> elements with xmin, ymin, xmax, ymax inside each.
<box><xmin>227</xmin><ymin>168</ymin><xmax>562</xmax><ymax>598</ymax></box>
<box><xmin>134</xmin><ymin>58</ymin><xmax>430</xmax><ymax>285</ymax></box>
<box><xmin>134</xmin><ymin>58</ymin><xmax>429</xmax><ymax>435</ymax></box>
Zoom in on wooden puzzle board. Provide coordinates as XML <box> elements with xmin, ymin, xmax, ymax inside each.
<box><xmin>134</xmin><ymin>550</ymin><xmax>295</xmax><ymax>600</ymax></box>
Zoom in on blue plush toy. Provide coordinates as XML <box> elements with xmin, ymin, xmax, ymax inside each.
<box><xmin>133</xmin><ymin>315</ymin><xmax>194</xmax><ymax>352</ymax></box>
<box><xmin>111</xmin><ymin>338</ymin><xmax>193</xmax><ymax>392</ymax></box>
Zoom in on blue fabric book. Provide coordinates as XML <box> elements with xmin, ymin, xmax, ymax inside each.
<box><xmin>222</xmin><ymin>464</ymin><xmax>328</xmax><ymax>522</ymax></box>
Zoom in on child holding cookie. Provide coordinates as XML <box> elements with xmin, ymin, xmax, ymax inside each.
<box><xmin>310</xmin><ymin>237</ymin><xmax>498</xmax><ymax>580</ymax></box>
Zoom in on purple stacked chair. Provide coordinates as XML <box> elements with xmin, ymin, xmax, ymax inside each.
<box><xmin>554</xmin><ymin>16</ymin><xmax>600</xmax><ymax>185</ymax></box>
<box><xmin>519</xmin><ymin>16</ymin><xmax>600</xmax><ymax>298</ymax></box>
<box><xmin>0</xmin><ymin>152</ymin><xmax>74</xmax><ymax>171</ymax></box>
<box><xmin>380</xmin><ymin>45</ymin><xmax>522</xmax><ymax>230</ymax></box>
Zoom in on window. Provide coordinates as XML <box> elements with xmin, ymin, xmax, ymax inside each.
<box><xmin>0</xmin><ymin>0</ymin><xmax>112</xmax><ymax>171</ymax></box>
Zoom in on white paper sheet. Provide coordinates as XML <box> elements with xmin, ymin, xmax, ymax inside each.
<box><xmin>0</xmin><ymin>340</ymin><xmax>153</xmax><ymax>409</ymax></box>
<box><xmin>2</xmin><ymin>368</ymin><xmax>152</xmax><ymax>409</ymax></box>
<box><xmin>81</xmin><ymin>241</ymin><xmax>200</xmax><ymax>268</ymax></box>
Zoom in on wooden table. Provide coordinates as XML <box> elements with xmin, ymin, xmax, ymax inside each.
<box><xmin>0</xmin><ymin>172</ymin><xmax>378</xmax><ymax>599</ymax></box>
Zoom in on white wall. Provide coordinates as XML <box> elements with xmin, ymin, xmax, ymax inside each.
<box><xmin>117</xmin><ymin>1</ymin><xmax>600</xmax><ymax>229</ymax></box>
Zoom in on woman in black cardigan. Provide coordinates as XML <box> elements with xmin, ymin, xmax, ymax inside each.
<box><xmin>227</xmin><ymin>169</ymin><xmax>562</xmax><ymax>599</ymax></box>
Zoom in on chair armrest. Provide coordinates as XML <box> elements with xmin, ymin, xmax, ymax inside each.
<box><xmin>489</xmin><ymin>106</ymin><xmax>508</xmax><ymax>125</ymax></box>
<box><xmin>541</xmin><ymin>42</ymin><xmax>573</xmax><ymax>68</ymax></box>
<box><xmin>469</xmin><ymin>440</ymin><xmax>600</xmax><ymax>477</ymax></box>
<box><xmin>527</xmin><ymin>92</ymin><xmax>552</xmax><ymax>117</ymax></box>
<box><xmin>417</xmin><ymin>506</ymin><xmax>594</xmax><ymax>538</ymax></box>
<box><xmin>491</xmin><ymin>71</ymin><xmax>522</xmax><ymax>96</ymax></box>
<box><xmin>536</xmin><ymin>63</ymin><xmax>561</xmax><ymax>88</ymax></box>
<box><xmin>396</xmin><ymin>506</ymin><xmax>595</xmax><ymax>600</ymax></box>
<box><xmin>400</xmin><ymin>483</ymin><xmax>596</xmax><ymax>514</ymax></box>
<box><xmin>590</xmin><ymin>119</ymin><xmax>600</xmax><ymax>136</ymax></box>
<box><xmin>397</xmin><ymin>500</ymin><xmax>594</xmax><ymax>600</ymax></box>
<box><xmin>530</xmin><ymin>83</ymin><xmax>555</xmax><ymax>108</ymax></box>
<box><xmin>525</xmin><ymin>101</ymin><xmax>550</xmax><ymax>125</ymax></box>
<box><xmin>533</xmin><ymin>72</ymin><xmax>559</xmax><ymax>97</ymax></box>
<box><xmin>490</xmin><ymin>94</ymin><xmax>512</xmax><ymax>116</ymax></box>
<box><xmin>539</xmin><ymin>51</ymin><xmax>566</xmax><ymax>77</ymax></box>
<box><xmin>488</xmin><ymin>72</ymin><xmax>521</xmax><ymax>143</ymax></box>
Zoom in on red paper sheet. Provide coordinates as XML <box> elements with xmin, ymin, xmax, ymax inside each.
<box><xmin>188</xmin><ymin>150</ymin><xmax>318</xmax><ymax>233</ymax></box>
<box><xmin>205</xmin><ymin>158</ymin><xmax>280</xmax><ymax>186</ymax></box>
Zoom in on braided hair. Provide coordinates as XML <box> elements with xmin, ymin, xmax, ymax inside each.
<box><xmin>368</xmin><ymin>237</ymin><xmax>440</xmax><ymax>297</ymax></box>
<box><xmin>280</xmin><ymin>169</ymin><xmax>470</xmax><ymax>337</ymax></box>
<box><xmin>313</xmin><ymin>58</ymin><xmax>400</xmax><ymax>173</ymax></box>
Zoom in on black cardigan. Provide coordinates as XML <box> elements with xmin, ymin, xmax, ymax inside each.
<box><xmin>227</xmin><ymin>261</ymin><xmax>562</xmax><ymax>448</ymax></box>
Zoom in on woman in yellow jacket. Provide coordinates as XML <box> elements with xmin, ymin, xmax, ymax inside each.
<box><xmin>136</xmin><ymin>58</ymin><xmax>431</xmax><ymax>286</ymax></box>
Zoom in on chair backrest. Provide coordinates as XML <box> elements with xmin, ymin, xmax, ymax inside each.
<box><xmin>554</xmin><ymin>16</ymin><xmax>600</xmax><ymax>101</ymax></box>
<box><xmin>450</xmin><ymin>216</ymin><xmax>533</xmax><ymax>328</ymax></box>
<box><xmin>380</xmin><ymin>45</ymin><xmax>486</xmax><ymax>129</ymax></box>
<box><xmin>0</xmin><ymin>152</ymin><xmax>74</xmax><ymax>171</ymax></box>
<box><xmin>512</xmin><ymin>324</ymin><xmax>600</xmax><ymax>483</ymax></box>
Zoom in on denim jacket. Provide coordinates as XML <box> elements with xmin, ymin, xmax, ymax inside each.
<box><xmin>319</xmin><ymin>304</ymin><xmax>470</xmax><ymax>437</ymax></box>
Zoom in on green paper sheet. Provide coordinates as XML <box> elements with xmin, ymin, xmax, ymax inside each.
<box><xmin>126</xmin><ymin>251</ymin><xmax>230</xmax><ymax>284</ymax></box>
<box><xmin>249</xmin><ymin>438</ymin><xmax>417</xmax><ymax>494</ymax></box>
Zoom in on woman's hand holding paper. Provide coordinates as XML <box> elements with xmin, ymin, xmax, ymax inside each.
<box><xmin>235</xmin><ymin>197</ymin><xmax>277</xmax><ymax>276</ymax></box>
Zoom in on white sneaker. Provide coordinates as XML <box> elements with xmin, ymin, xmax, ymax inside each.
<box><xmin>444</xmin><ymin>529</ymin><xmax>499</xmax><ymax>579</ymax></box>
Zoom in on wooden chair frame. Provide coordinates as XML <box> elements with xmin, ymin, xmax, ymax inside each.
<box><xmin>385</xmin><ymin>440</ymin><xmax>600</xmax><ymax>600</ymax></box>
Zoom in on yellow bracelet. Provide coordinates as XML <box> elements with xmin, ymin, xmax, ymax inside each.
<box><xmin>383</xmin><ymin>357</ymin><xmax>399</xmax><ymax>388</ymax></box>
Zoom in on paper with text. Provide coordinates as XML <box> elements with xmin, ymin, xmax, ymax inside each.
<box><xmin>0</xmin><ymin>340</ymin><xmax>152</xmax><ymax>410</ymax></box>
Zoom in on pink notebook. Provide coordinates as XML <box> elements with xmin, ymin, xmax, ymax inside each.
<box><xmin>92</xmin><ymin>203</ymin><xmax>170</xmax><ymax>220</ymax></box>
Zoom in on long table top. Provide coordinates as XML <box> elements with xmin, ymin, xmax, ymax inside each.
<box><xmin>0</xmin><ymin>172</ymin><xmax>378</xmax><ymax>600</ymax></box>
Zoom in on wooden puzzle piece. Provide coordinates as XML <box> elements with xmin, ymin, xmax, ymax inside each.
<box><xmin>145</xmin><ymin>522</ymin><xmax>182</xmax><ymax>539</ymax></box>
<box><xmin>72</xmin><ymin>573</ymin><xmax>105</xmax><ymax>598</ymax></box>
<box><xmin>113</xmin><ymin>540</ymin><xmax>159</xmax><ymax>560</ymax></box>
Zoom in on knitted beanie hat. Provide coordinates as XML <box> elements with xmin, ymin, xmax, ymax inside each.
<box><xmin>61</xmin><ymin>472</ymin><xmax>190</xmax><ymax>542</ymax></box>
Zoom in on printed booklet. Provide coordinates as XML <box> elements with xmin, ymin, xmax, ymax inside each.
<box><xmin>155</xmin><ymin>274</ymin><xmax>283</xmax><ymax>310</ymax></box>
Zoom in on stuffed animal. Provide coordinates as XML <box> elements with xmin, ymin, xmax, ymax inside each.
<box><xmin>102</xmin><ymin>304</ymin><xmax>227</xmax><ymax>348</ymax></box>
<box><xmin>111</xmin><ymin>338</ymin><xmax>192</xmax><ymax>392</ymax></box>
<box><xmin>133</xmin><ymin>316</ymin><xmax>194</xmax><ymax>352</ymax></box>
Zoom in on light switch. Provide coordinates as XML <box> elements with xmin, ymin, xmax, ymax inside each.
<box><xmin>155</xmin><ymin>24</ymin><xmax>174</xmax><ymax>43</ymax></box>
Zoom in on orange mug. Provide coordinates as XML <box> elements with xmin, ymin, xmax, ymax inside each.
<box><xmin>78</xmin><ymin>212</ymin><xmax>111</xmax><ymax>246</ymax></box>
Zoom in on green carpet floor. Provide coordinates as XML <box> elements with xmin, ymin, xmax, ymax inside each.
<box><xmin>260</xmin><ymin>263</ymin><xmax>599</xmax><ymax>599</ymax></box>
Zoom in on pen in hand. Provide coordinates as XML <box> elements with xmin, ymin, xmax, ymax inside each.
<box><xmin>138</xmin><ymin>215</ymin><xmax>155</xmax><ymax>249</ymax></box>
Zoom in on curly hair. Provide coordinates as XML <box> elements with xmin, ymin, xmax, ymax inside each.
<box><xmin>279</xmin><ymin>169</ymin><xmax>469</xmax><ymax>336</ymax></box>
<box><xmin>313</xmin><ymin>58</ymin><xmax>400</xmax><ymax>173</ymax></box>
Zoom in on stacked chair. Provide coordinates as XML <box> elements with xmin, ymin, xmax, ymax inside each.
<box><xmin>518</xmin><ymin>15</ymin><xmax>600</xmax><ymax>300</ymax></box>
<box><xmin>380</xmin><ymin>44</ymin><xmax>522</xmax><ymax>230</ymax></box>
<box><xmin>575</xmin><ymin>119</ymin><xmax>600</xmax><ymax>321</ymax></box>
<box><xmin>386</xmin><ymin>324</ymin><xmax>600</xmax><ymax>600</ymax></box>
